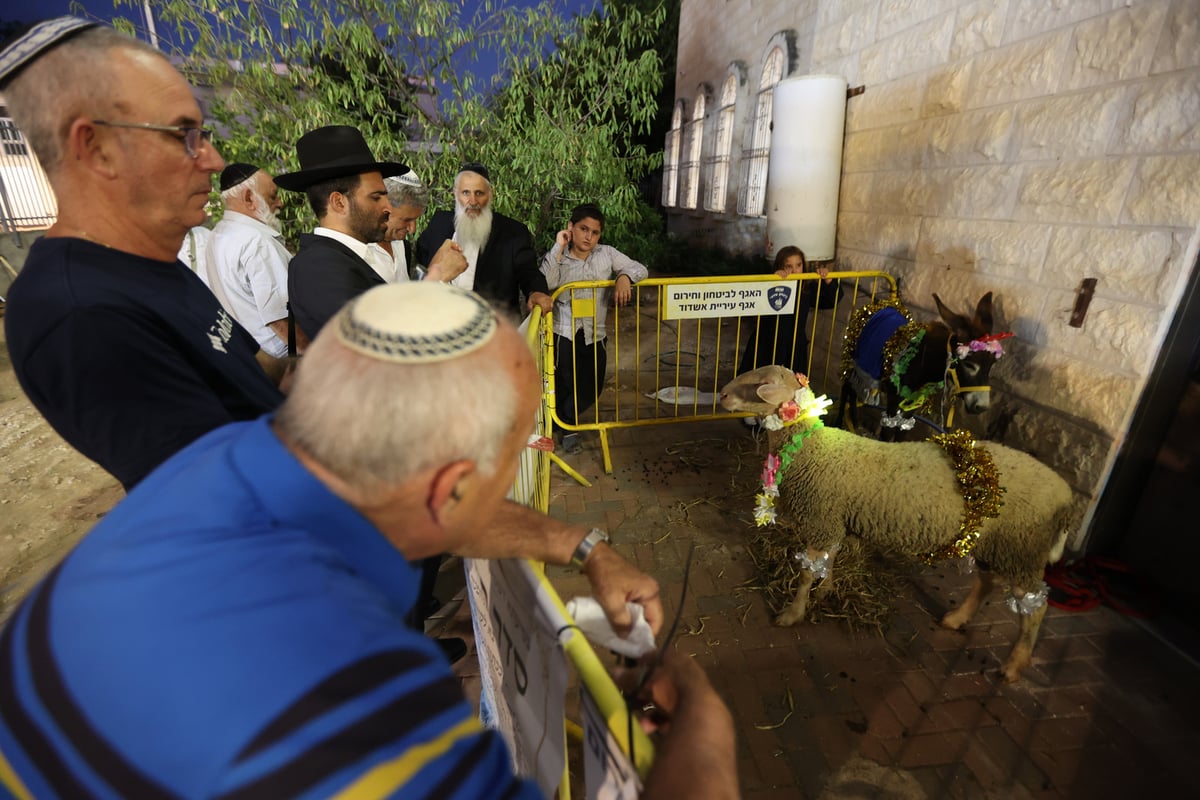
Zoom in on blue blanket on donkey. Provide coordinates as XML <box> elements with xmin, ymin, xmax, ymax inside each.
<box><xmin>854</xmin><ymin>306</ymin><xmax>908</xmax><ymax>380</ymax></box>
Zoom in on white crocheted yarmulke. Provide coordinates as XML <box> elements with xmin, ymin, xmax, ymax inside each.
<box><xmin>336</xmin><ymin>282</ymin><xmax>496</xmax><ymax>363</ymax></box>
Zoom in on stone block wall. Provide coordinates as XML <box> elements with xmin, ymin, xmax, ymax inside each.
<box><xmin>670</xmin><ymin>0</ymin><xmax>1200</xmax><ymax>546</ymax></box>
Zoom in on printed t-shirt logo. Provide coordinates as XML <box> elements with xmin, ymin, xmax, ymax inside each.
<box><xmin>208</xmin><ymin>308</ymin><xmax>235</xmax><ymax>353</ymax></box>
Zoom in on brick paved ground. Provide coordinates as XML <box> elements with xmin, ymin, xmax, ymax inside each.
<box><xmin>7</xmin><ymin>277</ymin><xmax>1194</xmax><ymax>798</ymax></box>
<box><xmin>433</xmin><ymin>419</ymin><xmax>1200</xmax><ymax>798</ymax></box>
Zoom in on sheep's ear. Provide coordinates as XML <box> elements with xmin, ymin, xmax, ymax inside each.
<box><xmin>758</xmin><ymin>383</ymin><xmax>796</xmax><ymax>406</ymax></box>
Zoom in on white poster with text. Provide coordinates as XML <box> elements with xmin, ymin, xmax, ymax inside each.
<box><xmin>466</xmin><ymin>558</ymin><xmax>567</xmax><ymax>798</ymax></box>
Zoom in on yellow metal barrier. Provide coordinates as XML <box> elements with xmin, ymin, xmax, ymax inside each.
<box><xmin>544</xmin><ymin>271</ymin><xmax>898</xmax><ymax>472</ymax></box>
<box><xmin>492</xmin><ymin>306</ymin><xmax>652</xmax><ymax>798</ymax></box>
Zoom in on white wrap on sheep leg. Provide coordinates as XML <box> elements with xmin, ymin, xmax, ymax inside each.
<box><xmin>776</xmin><ymin>547</ymin><xmax>837</xmax><ymax>626</ymax></box>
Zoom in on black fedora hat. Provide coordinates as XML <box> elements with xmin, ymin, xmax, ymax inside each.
<box><xmin>276</xmin><ymin>125</ymin><xmax>408</xmax><ymax>191</ymax></box>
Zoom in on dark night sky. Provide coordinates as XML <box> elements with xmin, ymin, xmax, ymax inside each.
<box><xmin>0</xmin><ymin>0</ymin><xmax>603</xmax><ymax>72</ymax></box>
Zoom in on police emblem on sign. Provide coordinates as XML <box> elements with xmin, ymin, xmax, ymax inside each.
<box><xmin>767</xmin><ymin>285</ymin><xmax>792</xmax><ymax>311</ymax></box>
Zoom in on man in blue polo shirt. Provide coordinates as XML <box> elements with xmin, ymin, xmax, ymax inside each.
<box><xmin>0</xmin><ymin>19</ymin><xmax>286</xmax><ymax>491</ymax></box>
<box><xmin>0</xmin><ymin>282</ymin><xmax>739</xmax><ymax>798</ymax></box>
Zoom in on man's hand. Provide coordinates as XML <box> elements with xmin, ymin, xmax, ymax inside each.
<box><xmin>424</xmin><ymin>239</ymin><xmax>467</xmax><ymax>283</ymax></box>
<box><xmin>613</xmin><ymin>273</ymin><xmax>633</xmax><ymax>306</ymax></box>
<box><xmin>527</xmin><ymin>291</ymin><xmax>554</xmax><ymax>315</ymax></box>
<box><xmin>581</xmin><ymin>543</ymin><xmax>662</xmax><ymax>636</ymax></box>
<box><xmin>620</xmin><ymin>650</ymin><xmax>719</xmax><ymax>734</ymax></box>
<box><xmin>630</xmin><ymin>650</ymin><xmax>739</xmax><ymax>799</ymax></box>
<box><xmin>255</xmin><ymin>351</ymin><xmax>299</xmax><ymax>391</ymax></box>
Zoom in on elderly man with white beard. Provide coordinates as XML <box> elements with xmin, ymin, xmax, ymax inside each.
<box><xmin>416</xmin><ymin>162</ymin><xmax>552</xmax><ymax>318</ymax></box>
<box><xmin>205</xmin><ymin>163</ymin><xmax>304</xmax><ymax>357</ymax></box>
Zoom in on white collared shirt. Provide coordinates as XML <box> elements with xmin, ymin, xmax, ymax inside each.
<box><xmin>364</xmin><ymin>241</ymin><xmax>412</xmax><ymax>283</ymax></box>
<box><xmin>205</xmin><ymin>211</ymin><xmax>292</xmax><ymax>358</ymax></box>
<box><xmin>450</xmin><ymin>231</ymin><xmax>480</xmax><ymax>291</ymax></box>
<box><xmin>312</xmin><ymin>226</ymin><xmax>377</xmax><ymax>262</ymax></box>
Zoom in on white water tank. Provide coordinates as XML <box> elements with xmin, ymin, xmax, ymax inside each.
<box><xmin>765</xmin><ymin>74</ymin><xmax>848</xmax><ymax>262</ymax></box>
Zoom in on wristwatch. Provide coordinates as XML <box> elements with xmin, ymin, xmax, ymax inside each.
<box><xmin>571</xmin><ymin>528</ymin><xmax>609</xmax><ymax>569</ymax></box>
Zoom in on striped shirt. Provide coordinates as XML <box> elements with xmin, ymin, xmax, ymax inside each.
<box><xmin>0</xmin><ymin>417</ymin><xmax>539</xmax><ymax>800</ymax></box>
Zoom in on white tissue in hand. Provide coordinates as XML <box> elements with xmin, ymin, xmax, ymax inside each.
<box><xmin>564</xmin><ymin>598</ymin><xmax>656</xmax><ymax>659</ymax></box>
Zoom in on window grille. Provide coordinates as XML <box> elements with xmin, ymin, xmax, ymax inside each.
<box><xmin>705</xmin><ymin>74</ymin><xmax>738</xmax><ymax>213</ymax></box>
<box><xmin>680</xmin><ymin>93</ymin><xmax>706</xmax><ymax>210</ymax></box>
<box><xmin>661</xmin><ymin>102</ymin><xmax>684</xmax><ymax>207</ymax></box>
<box><xmin>737</xmin><ymin>46</ymin><xmax>784</xmax><ymax>217</ymax></box>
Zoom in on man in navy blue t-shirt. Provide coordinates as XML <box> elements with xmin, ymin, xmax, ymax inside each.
<box><xmin>0</xmin><ymin>19</ymin><xmax>285</xmax><ymax>489</ymax></box>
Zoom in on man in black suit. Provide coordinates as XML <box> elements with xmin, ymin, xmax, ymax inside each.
<box><xmin>279</xmin><ymin>126</ymin><xmax>468</xmax><ymax>663</ymax></box>
<box><xmin>415</xmin><ymin>163</ymin><xmax>552</xmax><ymax>318</ymax></box>
<box><xmin>281</xmin><ymin>126</ymin><xmax>465</xmax><ymax>340</ymax></box>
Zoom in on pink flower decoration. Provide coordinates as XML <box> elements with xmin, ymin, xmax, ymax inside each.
<box><xmin>795</xmin><ymin>372</ymin><xmax>810</xmax><ymax>388</ymax></box>
<box><xmin>761</xmin><ymin>454</ymin><xmax>780</xmax><ymax>487</ymax></box>
<box><xmin>778</xmin><ymin>401</ymin><xmax>801</xmax><ymax>423</ymax></box>
<box><xmin>957</xmin><ymin>331</ymin><xmax>1013</xmax><ymax>361</ymax></box>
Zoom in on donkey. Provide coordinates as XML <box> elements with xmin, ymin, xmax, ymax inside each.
<box><xmin>835</xmin><ymin>292</ymin><xmax>1008</xmax><ymax>438</ymax></box>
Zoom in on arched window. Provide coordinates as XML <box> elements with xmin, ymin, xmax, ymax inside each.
<box><xmin>705</xmin><ymin>71</ymin><xmax>740</xmax><ymax>213</ymax></box>
<box><xmin>662</xmin><ymin>101</ymin><xmax>685</xmax><ymax>208</ymax></box>
<box><xmin>680</xmin><ymin>89</ymin><xmax>707</xmax><ymax>209</ymax></box>
<box><xmin>738</xmin><ymin>45</ymin><xmax>785</xmax><ymax>217</ymax></box>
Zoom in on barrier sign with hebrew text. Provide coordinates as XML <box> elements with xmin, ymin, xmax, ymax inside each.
<box><xmin>661</xmin><ymin>280</ymin><xmax>798</xmax><ymax>320</ymax></box>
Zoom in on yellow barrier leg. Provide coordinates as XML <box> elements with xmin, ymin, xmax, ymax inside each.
<box><xmin>559</xmin><ymin>718</ymin><xmax>573</xmax><ymax>800</ymax></box>
<box><xmin>550</xmin><ymin>451</ymin><xmax>592</xmax><ymax>487</ymax></box>
<box><xmin>600</xmin><ymin>429</ymin><xmax>613</xmax><ymax>474</ymax></box>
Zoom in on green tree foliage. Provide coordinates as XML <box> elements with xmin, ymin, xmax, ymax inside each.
<box><xmin>106</xmin><ymin>0</ymin><xmax>666</xmax><ymax>256</ymax></box>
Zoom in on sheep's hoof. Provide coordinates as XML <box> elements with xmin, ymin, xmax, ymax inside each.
<box><xmin>775</xmin><ymin>609</ymin><xmax>804</xmax><ymax>626</ymax></box>
<box><xmin>940</xmin><ymin>610</ymin><xmax>968</xmax><ymax>631</ymax></box>
<box><xmin>1000</xmin><ymin>656</ymin><xmax>1029</xmax><ymax>684</ymax></box>
<box><xmin>1000</xmin><ymin>665</ymin><xmax>1022</xmax><ymax>684</ymax></box>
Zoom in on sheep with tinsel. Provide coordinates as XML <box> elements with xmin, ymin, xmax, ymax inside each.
<box><xmin>719</xmin><ymin>365</ymin><xmax>1076</xmax><ymax>683</ymax></box>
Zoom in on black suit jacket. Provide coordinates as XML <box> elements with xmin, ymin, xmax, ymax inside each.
<box><xmin>288</xmin><ymin>233</ymin><xmax>385</xmax><ymax>340</ymax></box>
<box><xmin>415</xmin><ymin>210</ymin><xmax>549</xmax><ymax>317</ymax></box>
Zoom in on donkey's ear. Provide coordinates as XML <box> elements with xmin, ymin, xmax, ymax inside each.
<box><xmin>758</xmin><ymin>382</ymin><xmax>797</xmax><ymax>406</ymax></box>
<box><xmin>933</xmin><ymin>293</ymin><xmax>973</xmax><ymax>339</ymax></box>
<box><xmin>973</xmin><ymin>292</ymin><xmax>994</xmax><ymax>334</ymax></box>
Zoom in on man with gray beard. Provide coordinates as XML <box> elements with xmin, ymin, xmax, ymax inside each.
<box><xmin>416</xmin><ymin>162</ymin><xmax>552</xmax><ymax>318</ymax></box>
<box><xmin>205</xmin><ymin>163</ymin><xmax>301</xmax><ymax>357</ymax></box>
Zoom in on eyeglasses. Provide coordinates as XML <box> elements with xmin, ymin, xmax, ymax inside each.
<box><xmin>91</xmin><ymin>120</ymin><xmax>214</xmax><ymax>159</ymax></box>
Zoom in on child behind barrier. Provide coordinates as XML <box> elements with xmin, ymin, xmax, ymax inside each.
<box><xmin>541</xmin><ymin>203</ymin><xmax>648</xmax><ymax>454</ymax></box>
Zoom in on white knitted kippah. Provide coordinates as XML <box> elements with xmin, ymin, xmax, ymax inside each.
<box><xmin>335</xmin><ymin>283</ymin><xmax>496</xmax><ymax>363</ymax></box>
<box><xmin>394</xmin><ymin>170</ymin><xmax>423</xmax><ymax>187</ymax></box>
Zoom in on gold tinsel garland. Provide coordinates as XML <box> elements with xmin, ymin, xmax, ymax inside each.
<box><xmin>922</xmin><ymin>429</ymin><xmax>1006</xmax><ymax>564</ymax></box>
